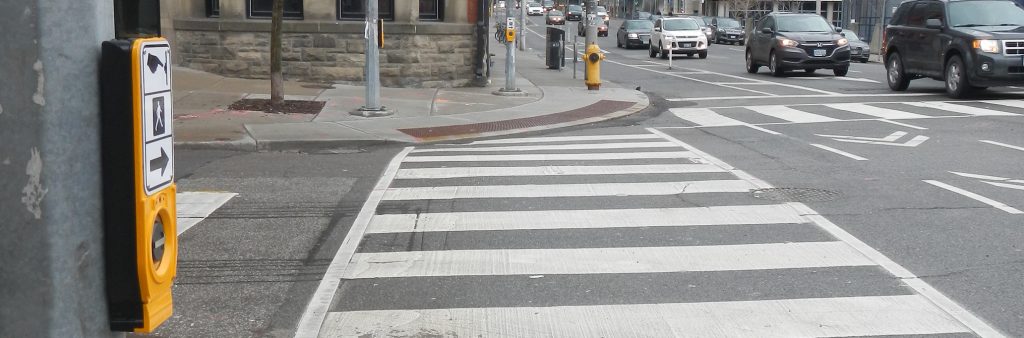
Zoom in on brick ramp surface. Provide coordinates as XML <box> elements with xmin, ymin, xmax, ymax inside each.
<box><xmin>398</xmin><ymin>100</ymin><xmax>635</xmax><ymax>140</ymax></box>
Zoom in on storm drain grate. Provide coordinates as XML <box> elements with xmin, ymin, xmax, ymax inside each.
<box><xmin>750</xmin><ymin>188</ymin><xmax>842</xmax><ymax>202</ymax></box>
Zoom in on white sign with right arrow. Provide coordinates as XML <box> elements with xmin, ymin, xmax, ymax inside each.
<box><xmin>816</xmin><ymin>131</ymin><xmax>929</xmax><ymax>147</ymax></box>
<box><xmin>139</xmin><ymin>40</ymin><xmax>174</xmax><ymax>196</ymax></box>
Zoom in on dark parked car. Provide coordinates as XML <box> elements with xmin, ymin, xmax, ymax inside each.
<box><xmin>884</xmin><ymin>0</ymin><xmax>1024</xmax><ymax>98</ymax></box>
<box><xmin>566</xmin><ymin>5</ymin><xmax>583</xmax><ymax>21</ymax></box>
<box><xmin>578</xmin><ymin>19</ymin><xmax>609</xmax><ymax>37</ymax></box>
<box><xmin>843</xmin><ymin>30</ymin><xmax>870</xmax><ymax>63</ymax></box>
<box><xmin>711</xmin><ymin>17</ymin><xmax>744</xmax><ymax>44</ymax></box>
<box><xmin>745</xmin><ymin>12</ymin><xmax>851</xmax><ymax>76</ymax></box>
<box><xmin>617</xmin><ymin>19</ymin><xmax>655</xmax><ymax>48</ymax></box>
<box><xmin>545</xmin><ymin>10</ymin><xmax>565</xmax><ymax>25</ymax></box>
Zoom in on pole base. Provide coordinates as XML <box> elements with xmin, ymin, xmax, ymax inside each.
<box><xmin>492</xmin><ymin>89</ymin><xmax>529</xmax><ymax>97</ymax></box>
<box><xmin>351</xmin><ymin>106</ymin><xmax>394</xmax><ymax>117</ymax></box>
<box><xmin>587</xmin><ymin>84</ymin><xmax>601</xmax><ymax>90</ymax></box>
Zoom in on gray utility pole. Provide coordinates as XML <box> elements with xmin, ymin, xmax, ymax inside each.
<box><xmin>0</xmin><ymin>0</ymin><xmax>120</xmax><ymax>337</ymax></box>
<box><xmin>519</xmin><ymin>1</ymin><xmax>527</xmax><ymax>51</ymax></box>
<box><xmin>495</xmin><ymin>5</ymin><xmax>524</xmax><ymax>95</ymax></box>
<box><xmin>585</xmin><ymin>0</ymin><xmax>598</xmax><ymax>48</ymax></box>
<box><xmin>354</xmin><ymin>0</ymin><xmax>392</xmax><ymax>116</ymax></box>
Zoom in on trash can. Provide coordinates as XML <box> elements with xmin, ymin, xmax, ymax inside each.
<box><xmin>546</xmin><ymin>27</ymin><xmax>566</xmax><ymax>70</ymax></box>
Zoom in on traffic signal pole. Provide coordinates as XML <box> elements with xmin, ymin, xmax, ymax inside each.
<box><xmin>0</xmin><ymin>1</ymin><xmax>121</xmax><ymax>336</ymax></box>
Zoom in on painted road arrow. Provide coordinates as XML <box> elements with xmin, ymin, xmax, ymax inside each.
<box><xmin>150</xmin><ymin>148</ymin><xmax>169</xmax><ymax>175</ymax></box>
<box><xmin>816</xmin><ymin>131</ymin><xmax>929</xmax><ymax>147</ymax></box>
<box><xmin>950</xmin><ymin>171</ymin><xmax>1024</xmax><ymax>191</ymax></box>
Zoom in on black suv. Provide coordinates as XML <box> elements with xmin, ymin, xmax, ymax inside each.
<box><xmin>884</xmin><ymin>0</ymin><xmax>1024</xmax><ymax>98</ymax></box>
<box><xmin>745</xmin><ymin>12</ymin><xmax>852</xmax><ymax>77</ymax></box>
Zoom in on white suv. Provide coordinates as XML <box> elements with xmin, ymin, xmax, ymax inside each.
<box><xmin>649</xmin><ymin>17</ymin><xmax>708</xmax><ymax>59</ymax></box>
<box><xmin>527</xmin><ymin>2</ymin><xmax>544</xmax><ymax>15</ymax></box>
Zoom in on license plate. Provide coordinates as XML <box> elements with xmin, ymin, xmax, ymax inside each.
<box><xmin>729</xmin><ymin>35</ymin><xmax>736</xmax><ymax>38</ymax></box>
<box><xmin>813</xmin><ymin>49</ymin><xmax>826</xmax><ymax>57</ymax></box>
<box><xmin>682</xmin><ymin>43</ymin><xmax>693</xmax><ymax>48</ymax></box>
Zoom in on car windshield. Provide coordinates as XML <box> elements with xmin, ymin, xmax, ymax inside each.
<box><xmin>718</xmin><ymin>18</ymin><xmax>741</xmax><ymax>28</ymax></box>
<box><xmin>597</xmin><ymin>6</ymin><xmax>606</xmax><ymax>12</ymax></box>
<box><xmin>530</xmin><ymin>3</ymin><xmax>540</xmax><ymax>7</ymax></box>
<box><xmin>949</xmin><ymin>1</ymin><xmax>1024</xmax><ymax>27</ymax></box>
<box><xmin>777</xmin><ymin>16</ymin><xmax>833</xmax><ymax>32</ymax></box>
<box><xmin>663</xmin><ymin>19</ymin><xmax>700</xmax><ymax>31</ymax></box>
<box><xmin>568</xmin><ymin>5</ymin><xmax>581</xmax><ymax>11</ymax></box>
<box><xmin>843</xmin><ymin>31</ymin><xmax>860</xmax><ymax>40</ymax></box>
<box><xmin>548</xmin><ymin>10</ymin><xmax>562</xmax><ymax>16</ymax></box>
<box><xmin>625</xmin><ymin>20</ymin><xmax>654</xmax><ymax>30</ymax></box>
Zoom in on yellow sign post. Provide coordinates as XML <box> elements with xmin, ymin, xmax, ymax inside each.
<box><xmin>100</xmin><ymin>37</ymin><xmax>177</xmax><ymax>333</ymax></box>
<box><xmin>130</xmin><ymin>37</ymin><xmax>178</xmax><ymax>333</ymax></box>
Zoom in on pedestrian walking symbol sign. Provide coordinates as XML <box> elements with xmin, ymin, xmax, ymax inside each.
<box><xmin>138</xmin><ymin>40</ymin><xmax>173</xmax><ymax>195</ymax></box>
<box><xmin>152</xmin><ymin>96</ymin><xmax>166</xmax><ymax>136</ymax></box>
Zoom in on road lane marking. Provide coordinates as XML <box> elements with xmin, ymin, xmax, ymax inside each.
<box><xmin>651</xmin><ymin>128</ymin><xmax>1004</xmax><ymax>337</ymax></box>
<box><xmin>810</xmin><ymin>144</ymin><xmax>869</xmax><ymax>161</ymax></box>
<box><xmin>746</xmin><ymin>105</ymin><xmax>840</xmax><ymax>123</ymax></box>
<box><xmin>601</xmin><ymin>58</ymin><xmax>778</xmax><ymax>96</ymax></box>
<box><xmin>904</xmin><ymin>101</ymin><xmax>1019</xmax><ymax>116</ymax></box>
<box><xmin>670</xmin><ymin>66</ymin><xmax>842</xmax><ymax>95</ymax></box>
<box><xmin>321</xmin><ymin>296</ymin><xmax>971</xmax><ymax>337</ymax></box>
<box><xmin>979</xmin><ymin>99</ymin><xmax>1024</xmax><ymax>110</ymax></box>
<box><xmin>985</xmin><ymin>181</ymin><xmax>1024</xmax><ymax>191</ymax></box>
<box><xmin>923</xmin><ymin>180</ymin><xmax>1023</xmax><ymax>214</ymax></box>
<box><xmin>366</xmin><ymin>204</ymin><xmax>808</xmax><ymax>233</ymax></box>
<box><xmin>980</xmin><ymin>140</ymin><xmax>1024</xmax><ymax>152</ymax></box>
<box><xmin>394</xmin><ymin>164</ymin><xmax>726</xmax><ymax>179</ymax></box>
<box><xmin>466</xmin><ymin>134</ymin><xmax>661</xmax><ymax>145</ymax></box>
<box><xmin>671</xmin><ymin>107</ymin><xmax>746</xmax><ymax>126</ymax></box>
<box><xmin>175</xmin><ymin>191</ymin><xmax>237</xmax><ymax>236</ymax></box>
<box><xmin>880</xmin><ymin>119</ymin><xmax>928</xmax><ymax>130</ymax></box>
<box><xmin>826</xmin><ymin>102</ymin><xmax>931</xmax><ymax>119</ymax></box>
<box><xmin>666</xmin><ymin>93</ymin><xmax>941</xmax><ymax>101</ymax></box>
<box><xmin>671</xmin><ymin>108</ymin><xmax>782</xmax><ymax>135</ymax></box>
<box><xmin>342</xmin><ymin>242</ymin><xmax>876</xmax><ymax>278</ymax></box>
<box><xmin>411</xmin><ymin>141</ymin><xmax>678</xmax><ymax>153</ymax></box>
<box><xmin>382</xmin><ymin>180</ymin><xmax>757</xmax><ymax>200</ymax></box>
<box><xmin>403</xmin><ymin>151</ymin><xmax>698</xmax><ymax>162</ymax></box>
<box><xmin>949</xmin><ymin>171</ymin><xmax>1012</xmax><ymax>181</ymax></box>
<box><xmin>294</xmin><ymin>147</ymin><xmax>414</xmax><ymax>338</ymax></box>
<box><xmin>834</xmin><ymin>77</ymin><xmax>881</xmax><ymax>83</ymax></box>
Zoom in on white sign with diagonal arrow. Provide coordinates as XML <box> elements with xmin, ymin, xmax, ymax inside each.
<box><xmin>139</xmin><ymin>40</ymin><xmax>174</xmax><ymax>195</ymax></box>
<box><xmin>816</xmin><ymin>131</ymin><xmax>929</xmax><ymax>147</ymax></box>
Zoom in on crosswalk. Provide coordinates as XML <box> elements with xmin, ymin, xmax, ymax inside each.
<box><xmin>304</xmin><ymin>130</ymin><xmax>994</xmax><ymax>337</ymax></box>
<box><xmin>670</xmin><ymin>100</ymin><xmax>1024</xmax><ymax>128</ymax></box>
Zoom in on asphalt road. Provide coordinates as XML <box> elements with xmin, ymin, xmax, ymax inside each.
<box><xmin>161</xmin><ymin>15</ymin><xmax>1024</xmax><ymax>338</ymax></box>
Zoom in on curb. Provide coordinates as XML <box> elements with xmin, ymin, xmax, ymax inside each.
<box><xmin>174</xmin><ymin>90</ymin><xmax>651</xmax><ymax>152</ymax></box>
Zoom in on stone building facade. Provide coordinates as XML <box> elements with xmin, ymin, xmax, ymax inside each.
<box><xmin>160</xmin><ymin>0</ymin><xmax>485</xmax><ymax>87</ymax></box>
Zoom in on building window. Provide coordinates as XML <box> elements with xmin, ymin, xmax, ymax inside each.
<box><xmin>248</xmin><ymin>0</ymin><xmax>304</xmax><ymax>19</ymax></box>
<box><xmin>338</xmin><ymin>0</ymin><xmax>395</xmax><ymax>21</ymax></box>
<box><xmin>206</xmin><ymin>0</ymin><xmax>220</xmax><ymax>17</ymax></box>
<box><xmin>419</xmin><ymin>0</ymin><xmax>445</xmax><ymax>21</ymax></box>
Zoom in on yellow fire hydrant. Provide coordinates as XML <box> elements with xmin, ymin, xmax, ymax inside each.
<box><xmin>584</xmin><ymin>43</ymin><xmax>605</xmax><ymax>90</ymax></box>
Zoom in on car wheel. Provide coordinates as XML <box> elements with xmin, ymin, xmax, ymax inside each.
<box><xmin>660</xmin><ymin>43</ymin><xmax>668</xmax><ymax>59</ymax></box>
<box><xmin>833</xmin><ymin>66</ymin><xmax>849</xmax><ymax>77</ymax></box>
<box><xmin>860</xmin><ymin>59</ymin><xmax>868</xmax><ymax>63</ymax></box>
<box><xmin>769</xmin><ymin>51</ymin><xmax>785</xmax><ymax>77</ymax></box>
<box><xmin>886</xmin><ymin>51</ymin><xmax>911</xmax><ymax>91</ymax></box>
<box><xmin>649</xmin><ymin>42</ymin><xmax>657</xmax><ymax>58</ymax></box>
<box><xmin>805</xmin><ymin>68</ymin><xmax>817</xmax><ymax>74</ymax></box>
<box><xmin>739</xmin><ymin>41</ymin><xmax>745</xmax><ymax>46</ymax></box>
<box><xmin>698</xmin><ymin>51</ymin><xmax>708</xmax><ymax>59</ymax></box>
<box><xmin>945</xmin><ymin>55</ymin><xmax>972</xmax><ymax>99</ymax></box>
<box><xmin>745</xmin><ymin>49</ymin><xmax>759</xmax><ymax>73</ymax></box>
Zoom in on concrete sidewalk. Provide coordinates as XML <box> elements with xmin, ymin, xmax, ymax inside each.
<box><xmin>173</xmin><ymin>35</ymin><xmax>649</xmax><ymax>151</ymax></box>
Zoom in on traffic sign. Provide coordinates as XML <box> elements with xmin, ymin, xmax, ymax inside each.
<box><xmin>138</xmin><ymin>41</ymin><xmax>173</xmax><ymax>195</ymax></box>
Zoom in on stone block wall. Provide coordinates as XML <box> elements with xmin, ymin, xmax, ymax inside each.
<box><xmin>173</xmin><ymin>20</ymin><xmax>478</xmax><ymax>88</ymax></box>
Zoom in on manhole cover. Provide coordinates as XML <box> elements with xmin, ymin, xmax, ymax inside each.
<box><xmin>751</xmin><ymin>188</ymin><xmax>841</xmax><ymax>202</ymax></box>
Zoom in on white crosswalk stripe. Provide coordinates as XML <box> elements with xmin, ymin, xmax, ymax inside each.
<box><xmin>667</xmin><ymin>100</ymin><xmax>1023</xmax><ymax>128</ymax></box>
<box><xmin>301</xmin><ymin>131</ymin><xmax>988</xmax><ymax>337</ymax></box>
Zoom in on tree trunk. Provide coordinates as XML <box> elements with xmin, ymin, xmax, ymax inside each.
<box><xmin>270</xmin><ymin>0</ymin><xmax>284</xmax><ymax>109</ymax></box>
